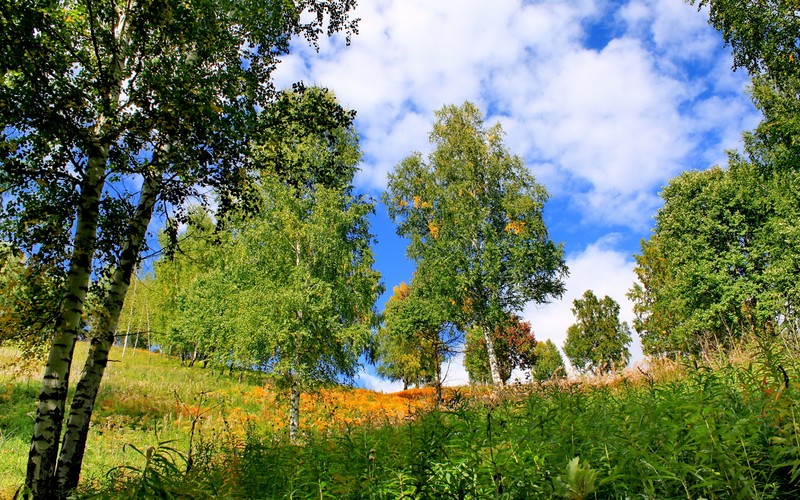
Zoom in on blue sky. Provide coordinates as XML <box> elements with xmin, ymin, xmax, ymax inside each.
<box><xmin>271</xmin><ymin>0</ymin><xmax>762</xmax><ymax>390</ymax></box>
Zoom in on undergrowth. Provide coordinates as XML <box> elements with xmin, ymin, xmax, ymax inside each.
<box><xmin>2</xmin><ymin>342</ymin><xmax>800</xmax><ymax>499</ymax></box>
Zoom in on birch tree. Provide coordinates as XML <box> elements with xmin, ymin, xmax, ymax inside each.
<box><xmin>376</xmin><ymin>280</ymin><xmax>460</xmax><ymax>401</ymax></box>
<box><xmin>223</xmin><ymin>178</ymin><xmax>382</xmax><ymax>442</ymax></box>
<box><xmin>0</xmin><ymin>1</ymin><xmax>357</xmax><ymax>497</ymax></box>
<box><xmin>384</xmin><ymin>102</ymin><xmax>567</xmax><ymax>387</ymax></box>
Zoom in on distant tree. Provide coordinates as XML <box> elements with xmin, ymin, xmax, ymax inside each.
<box><xmin>384</xmin><ymin>102</ymin><xmax>567</xmax><ymax>387</ymax></box>
<box><xmin>146</xmin><ymin>208</ymin><xmax>236</xmax><ymax>368</ymax></box>
<box><xmin>564</xmin><ymin>291</ymin><xmax>631</xmax><ymax>375</ymax></box>
<box><xmin>464</xmin><ymin>314</ymin><xmax>537</xmax><ymax>384</ymax></box>
<box><xmin>376</xmin><ymin>281</ymin><xmax>459</xmax><ymax>401</ymax></box>
<box><xmin>114</xmin><ymin>272</ymin><xmax>151</xmax><ymax>358</ymax></box>
<box><xmin>532</xmin><ymin>339</ymin><xmax>565</xmax><ymax>382</ymax></box>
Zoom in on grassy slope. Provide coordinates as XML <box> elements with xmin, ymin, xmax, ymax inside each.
<box><xmin>1</xmin><ymin>343</ymin><xmax>799</xmax><ymax>498</ymax></box>
<box><xmin>0</xmin><ymin>343</ymin><xmax>435</xmax><ymax>497</ymax></box>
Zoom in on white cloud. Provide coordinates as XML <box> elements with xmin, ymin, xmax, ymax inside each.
<box><xmin>355</xmin><ymin>352</ymin><xmax>470</xmax><ymax>391</ymax></box>
<box><xmin>523</xmin><ymin>236</ymin><xmax>643</xmax><ymax>371</ymax></box>
<box><xmin>355</xmin><ymin>370</ymin><xmax>405</xmax><ymax>393</ymax></box>
<box><xmin>274</xmin><ymin>0</ymin><xmax>757</xmax><ymax>229</ymax></box>
<box><xmin>441</xmin><ymin>352</ymin><xmax>470</xmax><ymax>387</ymax></box>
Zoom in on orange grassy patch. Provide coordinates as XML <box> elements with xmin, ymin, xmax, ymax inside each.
<box><xmin>299</xmin><ymin>387</ymin><xmax>438</xmax><ymax>432</ymax></box>
<box><xmin>391</xmin><ymin>386</ymin><xmax>437</xmax><ymax>400</ymax></box>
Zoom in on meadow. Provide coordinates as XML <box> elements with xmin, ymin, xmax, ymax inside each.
<box><xmin>1</xmin><ymin>342</ymin><xmax>799</xmax><ymax>499</ymax></box>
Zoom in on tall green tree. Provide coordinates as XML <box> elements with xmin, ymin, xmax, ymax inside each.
<box><xmin>376</xmin><ymin>281</ymin><xmax>460</xmax><ymax>401</ymax></box>
<box><xmin>531</xmin><ymin>339</ymin><xmax>565</xmax><ymax>382</ymax></box>
<box><xmin>0</xmin><ymin>1</ymin><xmax>358</xmax><ymax>496</ymax></box>
<box><xmin>225</xmin><ymin>178</ymin><xmax>382</xmax><ymax>441</ymax></box>
<box><xmin>384</xmin><ymin>102</ymin><xmax>568</xmax><ymax>387</ymax></box>
<box><xmin>564</xmin><ymin>290</ymin><xmax>631</xmax><ymax>375</ymax></box>
<box><xmin>630</xmin><ymin>164</ymin><xmax>769</xmax><ymax>355</ymax></box>
<box><xmin>463</xmin><ymin>314</ymin><xmax>537</xmax><ymax>385</ymax></box>
<box><xmin>629</xmin><ymin>159</ymin><xmax>800</xmax><ymax>356</ymax></box>
<box><xmin>143</xmin><ymin>87</ymin><xmax>364</xmax><ymax>370</ymax></box>
<box><xmin>677</xmin><ymin>2</ymin><xmax>800</xmax><ymax>353</ymax></box>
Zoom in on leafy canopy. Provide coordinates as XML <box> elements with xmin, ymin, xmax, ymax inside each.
<box><xmin>384</xmin><ymin>101</ymin><xmax>567</xmax><ymax>385</ymax></box>
<box><xmin>564</xmin><ymin>290</ymin><xmax>631</xmax><ymax>375</ymax></box>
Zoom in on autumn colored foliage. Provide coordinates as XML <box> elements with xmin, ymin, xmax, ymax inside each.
<box><xmin>464</xmin><ymin>314</ymin><xmax>537</xmax><ymax>384</ymax></box>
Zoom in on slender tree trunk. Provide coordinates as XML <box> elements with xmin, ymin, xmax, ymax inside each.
<box><xmin>55</xmin><ymin>175</ymin><xmax>159</xmax><ymax>495</ymax></box>
<box><xmin>145</xmin><ymin>303</ymin><xmax>151</xmax><ymax>356</ymax></box>
<box><xmin>482</xmin><ymin>324</ymin><xmax>504</xmax><ymax>388</ymax></box>
<box><xmin>25</xmin><ymin>155</ymin><xmax>105</xmax><ymax>499</ymax></box>
<box><xmin>289</xmin><ymin>377</ymin><xmax>300</xmax><ymax>444</ymax></box>
<box><xmin>27</xmin><ymin>4</ymin><xmax>135</xmax><ymax>495</ymax></box>
<box><xmin>434</xmin><ymin>348</ymin><xmax>443</xmax><ymax>405</ymax></box>
<box><xmin>121</xmin><ymin>277</ymin><xmax>137</xmax><ymax>358</ymax></box>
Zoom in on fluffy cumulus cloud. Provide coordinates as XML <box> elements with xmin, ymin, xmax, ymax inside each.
<box><xmin>356</xmin><ymin>370</ymin><xmax>405</xmax><ymax>394</ymax></box>
<box><xmin>356</xmin><ymin>352</ymin><xmax>470</xmax><ymax>392</ymax></box>
<box><xmin>274</xmin><ymin>0</ymin><xmax>759</xmax><ymax>229</ymax></box>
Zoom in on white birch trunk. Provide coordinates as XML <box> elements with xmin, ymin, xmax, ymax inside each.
<box><xmin>55</xmin><ymin>175</ymin><xmax>159</xmax><ymax>493</ymax></box>
<box><xmin>25</xmin><ymin>155</ymin><xmax>106</xmax><ymax>499</ymax></box>
<box><xmin>483</xmin><ymin>324</ymin><xmax>504</xmax><ymax>388</ymax></box>
<box><xmin>27</xmin><ymin>3</ymin><xmax>136</xmax><ymax>496</ymax></box>
<box><xmin>289</xmin><ymin>378</ymin><xmax>301</xmax><ymax>444</ymax></box>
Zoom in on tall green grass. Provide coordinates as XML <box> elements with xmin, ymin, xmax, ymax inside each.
<box><xmin>0</xmin><ymin>342</ymin><xmax>276</xmax><ymax>497</ymax></box>
<box><xmin>3</xmin><ymin>342</ymin><xmax>799</xmax><ymax>498</ymax></box>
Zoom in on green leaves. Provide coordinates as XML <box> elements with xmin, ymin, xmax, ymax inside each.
<box><xmin>384</xmin><ymin>102</ymin><xmax>567</xmax><ymax>386</ymax></box>
<box><xmin>629</xmin><ymin>159</ymin><xmax>800</xmax><ymax>356</ymax></box>
<box><xmin>564</xmin><ymin>290</ymin><xmax>631</xmax><ymax>375</ymax></box>
<box><xmin>376</xmin><ymin>281</ymin><xmax>459</xmax><ymax>392</ymax></box>
<box><xmin>691</xmin><ymin>0</ymin><xmax>800</xmax><ymax>86</ymax></box>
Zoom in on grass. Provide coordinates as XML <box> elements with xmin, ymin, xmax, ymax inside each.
<box><xmin>0</xmin><ymin>342</ymin><xmax>436</xmax><ymax>497</ymax></box>
<box><xmin>1</xmin><ymin>341</ymin><xmax>799</xmax><ymax>498</ymax></box>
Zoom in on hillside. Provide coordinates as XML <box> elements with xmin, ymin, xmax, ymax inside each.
<box><xmin>0</xmin><ymin>343</ymin><xmax>439</xmax><ymax>498</ymax></box>
<box><xmin>2</xmin><ymin>343</ymin><xmax>799</xmax><ymax>498</ymax></box>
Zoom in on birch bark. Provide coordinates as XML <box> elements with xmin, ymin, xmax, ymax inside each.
<box><xmin>25</xmin><ymin>153</ymin><xmax>106</xmax><ymax>498</ymax></box>
<box><xmin>482</xmin><ymin>324</ymin><xmax>504</xmax><ymax>388</ymax></box>
<box><xmin>55</xmin><ymin>175</ymin><xmax>159</xmax><ymax>494</ymax></box>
